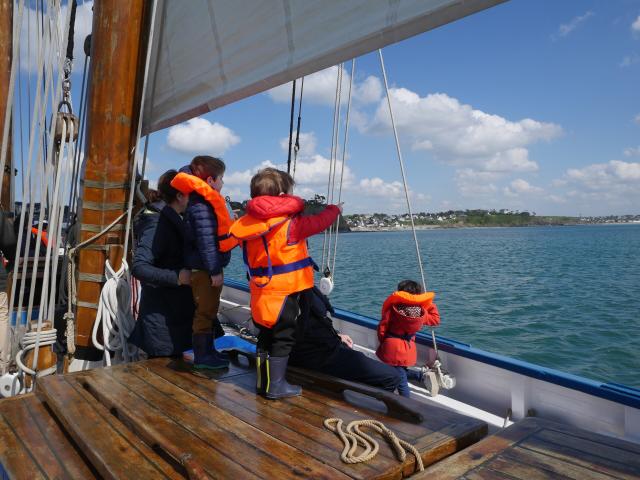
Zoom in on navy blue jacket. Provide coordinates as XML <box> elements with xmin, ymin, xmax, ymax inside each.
<box><xmin>179</xmin><ymin>165</ymin><xmax>231</xmax><ymax>275</ymax></box>
<box><xmin>129</xmin><ymin>202</ymin><xmax>194</xmax><ymax>356</ymax></box>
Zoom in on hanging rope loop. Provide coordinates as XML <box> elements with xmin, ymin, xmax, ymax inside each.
<box><xmin>323</xmin><ymin>417</ymin><xmax>425</xmax><ymax>473</ymax></box>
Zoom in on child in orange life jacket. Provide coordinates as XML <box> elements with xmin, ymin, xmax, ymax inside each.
<box><xmin>376</xmin><ymin>280</ymin><xmax>440</xmax><ymax>397</ymax></box>
<box><xmin>229</xmin><ymin>168</ymin><xmax>342</xmax><ymax>399</ymax></box>
<box><xmin>171</xmin><ymin>156</ymin><xmax>238</xmax><ymax>370</ymax></box>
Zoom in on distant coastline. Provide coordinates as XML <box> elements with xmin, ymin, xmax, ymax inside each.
<box><xmin>342</xmin><ymin>210</ymin><xmax>640</xmax><ymax>232</ymax></box>
<box><xmin>347</xmin><ymin>221</ymin><xmax>640</xmax><ymax>232</ymax></box>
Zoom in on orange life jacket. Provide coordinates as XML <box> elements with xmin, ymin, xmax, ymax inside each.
<box><xmin>170</xmin><ymin>172</ymin><xmax>238</xmax><ymax>252</ymax></box>
<box><xmin>31</xmin><ymin>227</ymin><xmax>48</xmax><ymax>247</ymax></box>
<box><xmin>376</xmin><ymin>290</ymin><xmax>438</xmax><ymax>366</ymax></box>
<box><xmin>229</xmin><ymin>214</ymin><xmax>315</xmax><ymax>328</ymax></box>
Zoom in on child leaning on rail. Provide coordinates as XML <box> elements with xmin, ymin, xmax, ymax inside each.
<box><xmin>229</xmin><ymin>168</ymin><xmax>342</xmax><ymax>399</ymax></box>
<box><xmin>376</xmin><ymin>280</ymin><xmax>440</xmax><ymax>397</ymax></box>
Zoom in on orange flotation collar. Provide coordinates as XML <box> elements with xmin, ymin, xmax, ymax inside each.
<box><xmin>170</xmin><ymin>172</ymin><xmax>238</xmax><ymax>252</ymax></box>
<box><xmin>382</xmin><ymin>290</ymin><xmax>435</xmax><ymax>317</ymax></box>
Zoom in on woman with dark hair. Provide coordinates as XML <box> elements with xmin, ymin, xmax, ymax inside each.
<box><xmin>128</xmin><ymin>170</ymin><xmax>195</xmax><ymax>357</ymax></box>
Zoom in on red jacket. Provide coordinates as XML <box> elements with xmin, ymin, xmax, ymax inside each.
<box><xmin>376</xmin><ymin>291</ymin><xmax>440</xmax><ymax>367</ymax></box>
<box><xmin>245</xmin><ymin>195</ymin><xmax>340</xmax><ymax>243</ymax></box>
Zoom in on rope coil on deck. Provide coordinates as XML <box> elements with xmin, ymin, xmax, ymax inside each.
<box><xmin>323</xmin><ymin>418</ymin><xmax>424</xmax><ymax>473</ymax></box>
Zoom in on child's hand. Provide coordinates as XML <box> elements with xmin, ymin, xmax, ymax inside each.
<box><xmin>336</xmin><ymin>202</ymin><xmax>344</xmax><ymax>214</ymax></box>
<box><xmin>338</xmin><ymin>334</ymin><xmax>353</xmax><ymax>348</ymax></box>
<box><xmin>210</xmin><ymin>273</ymin><xmax>224</xmax><ymax>287</ymax></box>
<box><xmin>178</xmin><ymin>269</ymin><xmax>191</xmax><ymax>286</ymax></box>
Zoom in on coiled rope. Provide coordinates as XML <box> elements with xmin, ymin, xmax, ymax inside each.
<box><xmin>91</xmin><ymin>260</ymin><xmax>137</xmax><ymax>366</ymax></box>
<box><xmin>323</xmin><ymin>418</ymin><xmax>424</xmax><ymax>473</ymax></box>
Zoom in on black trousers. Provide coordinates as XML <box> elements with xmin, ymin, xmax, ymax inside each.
<box><xmin>256</xmin><ymin>294</ymin><xmax>301</xmax><ymax>357</ymax></box>
<box><xmin>295</xmin><ymin>344</ymin><xmax>402</xmax><ymax>393</ymax></box>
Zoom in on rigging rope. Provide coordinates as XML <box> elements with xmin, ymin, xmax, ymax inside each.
<box><xmin>323</xmin><ymin>417</ymin><xmax>424</xmax><ymax>473</ymax></box>
<box><xmin>378</xmin><ymin>49</ymin><xmax>427</xmax><ymax>290</ymax></box>
<box><xmin>322</xmin><ymin>63</ymin><xmax>343</xmax><ymax>273</ymax></box>
<box><xmin>287</xmin><ymin>79</ymin><xmax>297</xmax><ymax>174</ymax></box>
<box><xmin>330</xmin><ymin>59</ymin><xmax>355</xmax><ymax>276</ymax></box>
<box><xmin>292</xmin><ymin>77</ymin><xmax>304</xmax><ymax>180</ymax></box>
<box><xmin>378</xmin><ymin>49</ymin><xmax>441</xmax><ymax>360</ymax></box>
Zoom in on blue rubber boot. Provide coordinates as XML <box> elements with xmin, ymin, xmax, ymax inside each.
<box><xmin>265</xmin><ymin>356</ymin><xmax>301</xmax><ymax>399</ymax></box>
<box><xmin>255</xmin><ymin>349</ymin><xmax>268</xmax><ymax>394</ymax></box>
<box><xmin>193</xmin><ymin>333</ymin><xmax>229</xmax><ymax>370</ymax></box>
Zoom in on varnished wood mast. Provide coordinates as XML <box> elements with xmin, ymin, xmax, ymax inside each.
<box><xmin>74</xmin><ymin>0</ymin><xmax>153</xmax><ymax>359</ymax></box>
<box><xmin>0</xmin><ymin>0</ymin><xmax>12</xmax><ymax>211</ymax></box>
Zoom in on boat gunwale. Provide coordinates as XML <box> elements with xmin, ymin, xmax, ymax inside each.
<box><xmin>224</xmin><ymin>279</ymin><xmax>640</xmax><ymax>411</ymax></box>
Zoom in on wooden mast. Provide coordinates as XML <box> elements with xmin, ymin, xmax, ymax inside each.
<box><xmin>0</xmin><ymin>0</ymin><xmax>12</xmax><ymax>212</ymax></box>
<box><xmin>73</xmin><ymin>0</ymin><xmax>152</xmax><ymax>360</ymax></box>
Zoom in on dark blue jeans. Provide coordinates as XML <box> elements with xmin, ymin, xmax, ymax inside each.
<box><xmin>394</xmin><ymin>366</ymin><xmax>422</xmax><ymax>397</ymax></box>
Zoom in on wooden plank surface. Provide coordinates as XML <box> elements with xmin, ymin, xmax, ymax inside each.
<box><xmin>37</xmin><ymin>375</ymin><xmax>182</xmax><ymax>479</ymax></box>
<box><xmin>0</xmin><ymin>394</ymin><xmax>96</xmax><ymax>479</ymax></box>
<box><xmin>2</xmin><ymin>355</ymin><xmax>487</xmax><ymax>479</ymax></box>
<box><xmin>418</xmin><ymin>417</ymin><xmax>640</xmax><ymax>480</ymax></box>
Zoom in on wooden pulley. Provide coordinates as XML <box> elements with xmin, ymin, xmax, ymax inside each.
<box><xmin>54</xmin><ymin>101</ymin><xmax>79</xmax><ymax>143</ymax></box>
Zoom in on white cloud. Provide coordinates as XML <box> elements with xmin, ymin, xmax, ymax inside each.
<box><xmin>454</xmin><ymin>169</ymin><xmax>499</xmax><ymax>197</ymax></box>
<box><xmin>503</xmin><ymin>179</ymin><xmax>544</xmax><ymax>197</ymax></box>
<box><xmin>620</xmin><ymin>54</ymin><xmax>640</xmax><ymax>67</ymax></box>
<box><xmin>19</xmin><ymin>1</ymin><xmax>93</xmax><ymax>73</ymax></box>
<box><xmin>267</xmin><ymin>67</ymin><xmax>382</xmax><ymax>106</ymax></box>
<box><xmin>632</xmin><ymin>15</ymin><xmax>640</xmax><ymax>33</ymax></box>
<box><xmin>357</xmin><ymin>177</ymin><xmax>405</xmax><ymax>198</ymax></box>
<box><xmin>566</xmin><ymin>160</ymin><xmax>640</xmax><ymax>189</ymax></box>
<box><xmin>166</xmin><ymin>118</ymin><xmax>240</xmax><ymax>155</ymax></box>
<box><xmin>279</xmin><ymin>132</ymin><xmax>318</xmax><ymax>158</ymax></box>
<box><xmin>365</xmin><ymin>89</ymin><xmax>560</xmax><ymax>173</ymax></box>
<box><xmin>636</xmin><ymin>114</ymin><xmax>640</xmax><ymax>125</ymax></box>
<box><xmin>624</xmin><ymin>146</ymin><xmax>640</xmax><ymax>157</ymax></box>
<box><xmin>552</xmin><ymin>11</ymin><xmax>594</xmax><ymax>40</ymax></box>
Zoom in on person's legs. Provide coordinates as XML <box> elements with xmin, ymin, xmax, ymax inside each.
<box><xmin>190</xmin><ymin>271</ymin><xmax>228</xmax><ymax>369</ymax></box>
<box><xmin>320</xmin><ymin>346</ymin><xmax>402</xmax><ymax>393</ymax></box>
<box><xmin>395</xmin><ymin>367</ymin><xmax>411</xmax><ymax>397</ymax></box>
<box><xmin>258</xmin><ymin>295</ymin><xmax>302</xmax><ymax>399</ymax></box>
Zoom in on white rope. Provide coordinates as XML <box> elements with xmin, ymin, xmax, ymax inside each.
<box><xmin>15</xmin><ymin>328</ymin><xmax>57</xmax><ymax>380</ymax></box>
<box><xmin>91</xmin><ymin>260</ymin><xmax>137</xmax><ymax>366</ymax></box>
<box><xmin>6</xmin><ymin>0</ymin><xmax>54</xmax><ymax>352</ymax></box>
<box><xmin>322</xmin><ymin>63</ymin><xmax>343</xmax><ymax>271</ymax></box>
<box><xmin>330</xmin><ymin>59</ymin><xmax>355</xmax><ymax>276</ymax></box>
<box><xmin>28</xmin><ymin>1</ymin><xmax>74</xmax><ymax>377</ymax></box>
<box><xmin>124</xmin><ymin>0</ymin><xmax>159</xmax><ymax>256</ymax></box>
<box><xmin>378</xmin><ymin>49</ymin><xmax>427</xmax><ymax>290</ymax></box>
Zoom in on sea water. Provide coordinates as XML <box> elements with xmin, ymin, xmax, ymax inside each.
<box><xmin>226</xmin><ymin>224</ymin><xmax>640</xmax><ymax>388</ymax></box>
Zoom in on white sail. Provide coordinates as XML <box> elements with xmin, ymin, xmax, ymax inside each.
<box><xmin>142</xmin><ymin>0</ymin><xmax>505</xmax><ymax>134</ymax></box>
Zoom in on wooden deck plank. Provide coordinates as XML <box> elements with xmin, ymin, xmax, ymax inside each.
<box><xmin>37</xmin><ymin>375</ymin><xmax>181</xmax><ymax>480</ymax></box>
<box><xmin>141</xmin><ymin>360</ymin><xmax>391</xmax><ymax>479</ymax></box>
<box><xmin>0</xmin><ymin>404</ymin><xmax>46</xmax><ymax>480</ymax></box>
<box><xmin>102</xmin><ymin>364</ymin><xmax>352</xmax><ymax>480</ymax></box>
<box><xmin>147</xmin><ymin>358</ymin><xmax>486</xmax><ymax>478</ymax></box>
<box><xmin>0</xmin><ymin>394</ymin><xmax>98</xmax><ymax>480</ymax></box>
<box><xmin>73</xmin><ymin>368</ymin><xmax>261</xmax><ymax>480</ymax></box>
<box><xmin>230</xmin><ymin>367</ymin><xmax>430</xmax><ymax>439</ymax></box>
<box><xmin>24</xmin><ymin>395</ymin><xmax>99</xmax><ymax>479</ymax></box>
<box><xmin>67</xmin><ymin>377</ymin><xmax>187</xmax><ymax>479</ymax></box>
<box><xmin>417</xmin><ymin>417</ymin><xmax>640</xmax><ymax>480</ymax></box>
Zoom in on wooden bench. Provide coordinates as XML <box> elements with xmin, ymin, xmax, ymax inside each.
<box><xmin>1</xmin><ymin>357</ymin><xmax>488</xmax><ymax>479</ymax></box>
<box><xmin>417</xmin><ymin>416</ymin><xmax>640</xmax><ymax>479</ymax></box>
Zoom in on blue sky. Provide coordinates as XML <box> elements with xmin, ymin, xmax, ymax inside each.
<box><xmin>17</xmin><ymin>0</ymin><xmax>640</xmax><ymax>216</ymax></box>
